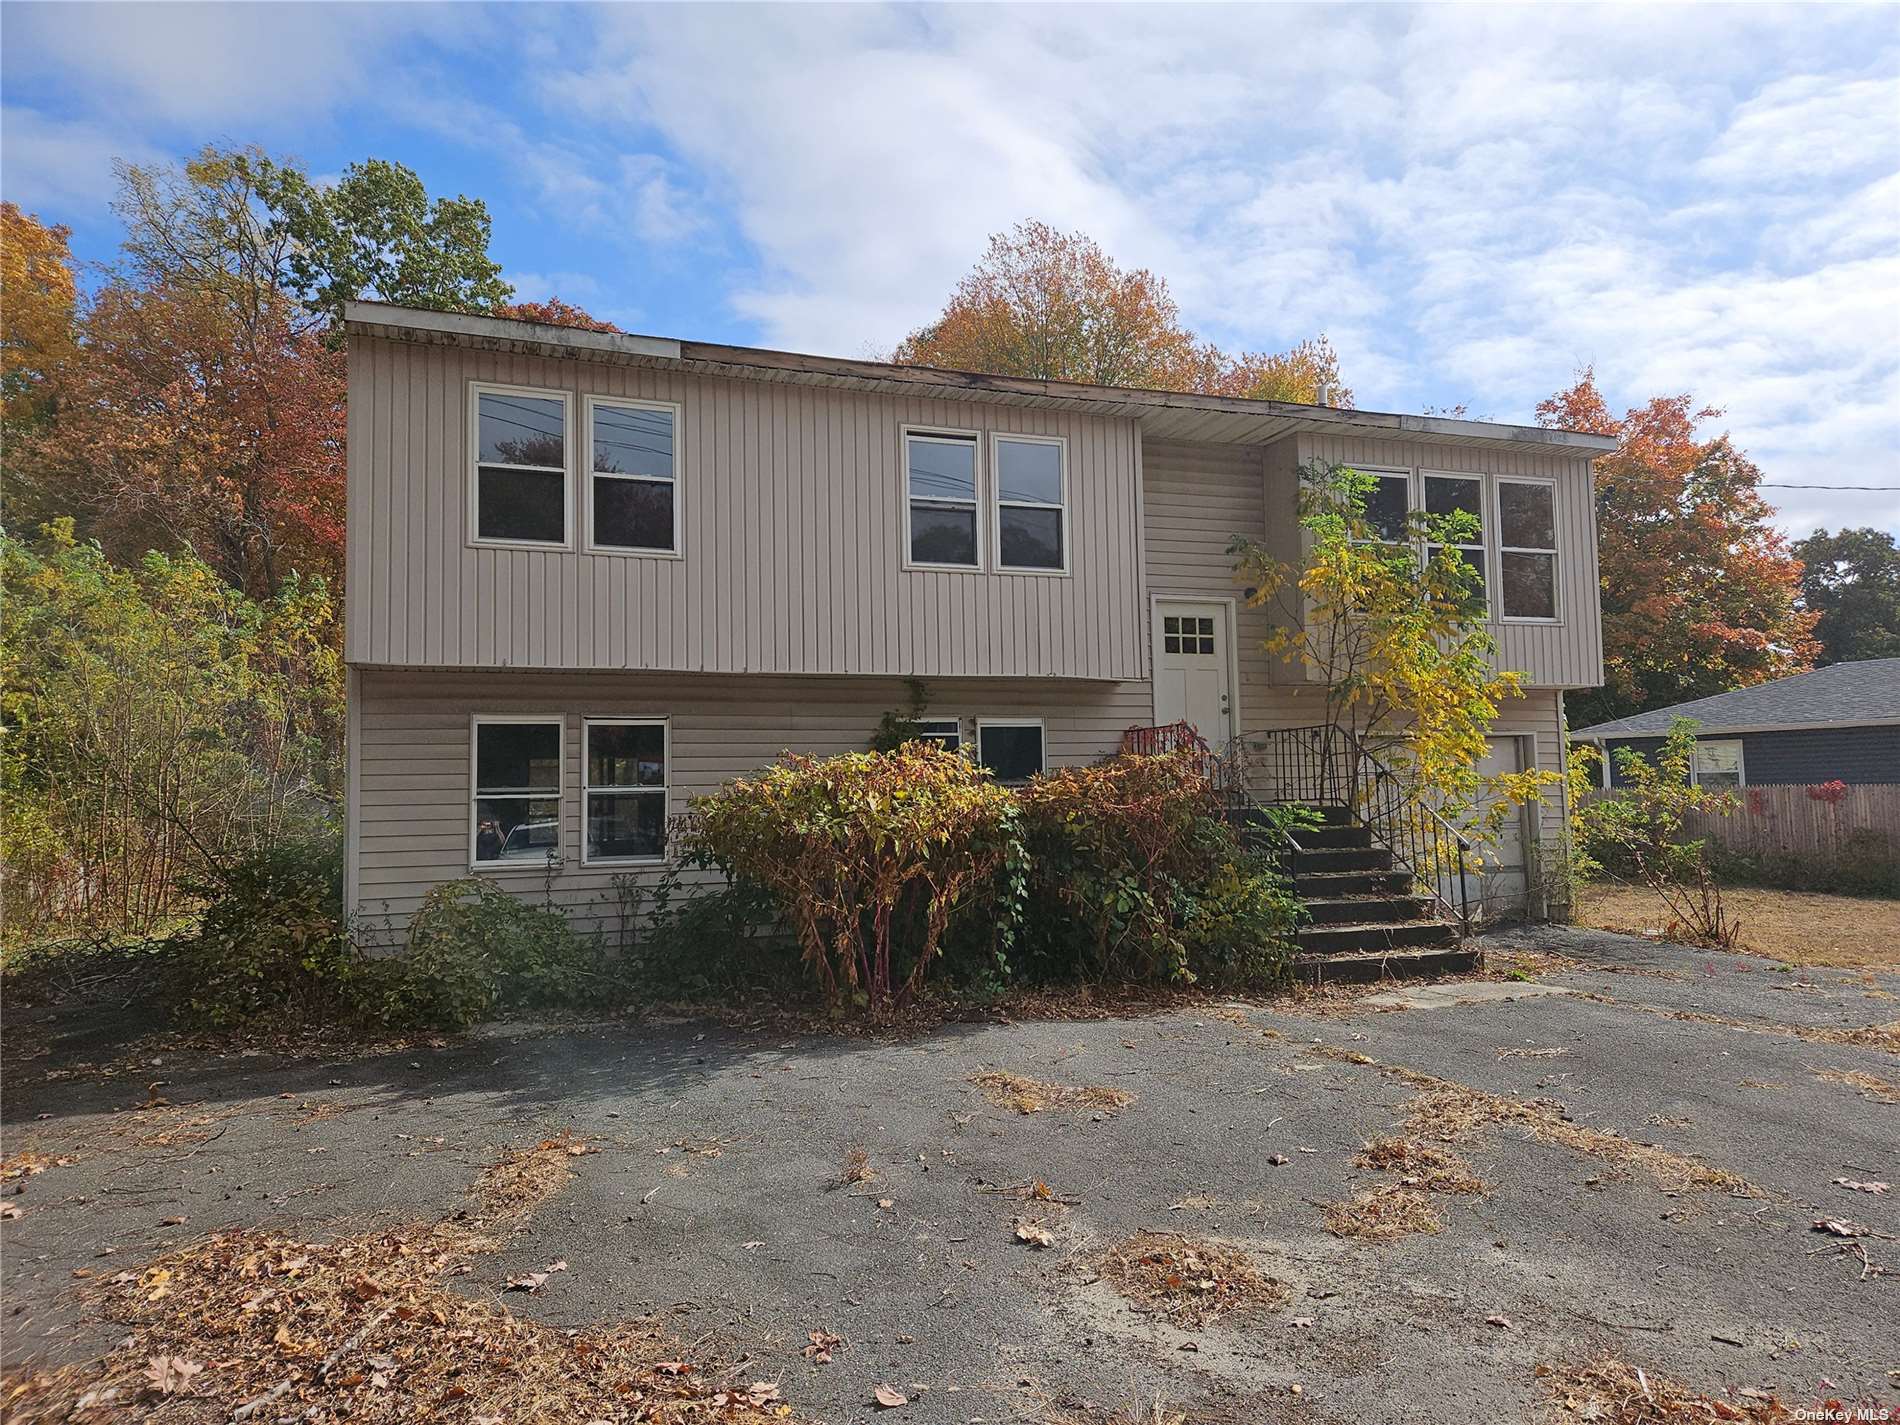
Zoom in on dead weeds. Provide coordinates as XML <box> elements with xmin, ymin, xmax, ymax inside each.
<box><xmin>969</xmin><ymin>1070</ymin><xmax>1134</xmax><ymax>1116</ymax></box>
<box><xmin>1537</xmin><ymin>1355</ymin><xmax>1795</xmax><ymax>1423</ymax></box>
<box><xmin>1812</xmin><ymin>1066</ymin><xmax>1900</xmax><ymax>1105</ymax></box>
<box><xmin>1322</xmin><ymin>1185</ymin><xmax>1443</xmax><ymax>1241</ymax></box>
<box><xmin>1093</xmin><ymin>1231</ymin><xmax>1286</xmax><ymax>1328</ymax></box>
<box><xmin>0</xmin><ymin>1133</ymin><xmax>795</xmax><ymax>1425</ymax></box>
<box><xmin>1353</xmin><ymin>1137</ymin><xmax>1486</xmax><ymax>1194</ymax></box>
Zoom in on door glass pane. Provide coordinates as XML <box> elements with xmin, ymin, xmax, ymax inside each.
<box><xmin>593</xmin><ymin>478</ymin><xmax>674</xmax><ymax>550</ymax></box>
<box><xmin>592</xmin><ymin>403</ymin><xmax>674</xmax><ymax>478</ymax></box>
<box><xmin>996</xmin><ymin>438</ymin><xmax>1062</xmax><ymax>504</ymax></box>
<box><xmin>588</xmin><ymin>723</ymin><xmax>664</xmax><ymax>788</ymax></box>
<box><xmin>479</xmin><ymin>392</ymin><xmax>565</xmax><ymax>467</ymax></box>
<box><xmin>907</xmin><ymin>437</ymin><xmax>976</xmax><ymax>502</ymax></box>
<box><xmin>910</xmin><ymin>502</ymin><xmax>978</xmax><ymax>565</ymax></box>
<box><xmin>478</xmin><ymin>467</ymin><xmax>565</xmax><ymax>542</ymax></box>
<box><xmin>999</xmin><ymin>505</ymin><xmax>1063</xmax><ymax>569</ymax></box>
<box><xmin>979</xmin><ymin>724</ymin><xmax>1044</xmax><ymax>782</ymax></box>
<box><xmin>1500</xmin><ymin>550</ymin><xmax>1556</xmax><ymax>618</ymax></box>
<box><xmin>1500</xmin><ymin>483</ymin><xmax>1556</xmax><ymax>548</ymax></box>
<box><xmin>475</xmin><ymin>796</ymin><xmax>560</xmax><ymax>862</ymax></box>
<box><xmin>476</xmin><ymin>722</ymin><xmax>560</xmax><ymax>791</ymax></box>
<box><xmin>587</xmin><ymin>792</ymin><xmax>666</xmax><ymax>860</ymax></box>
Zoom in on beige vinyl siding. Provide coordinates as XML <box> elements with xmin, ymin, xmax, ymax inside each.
<box><xmin>351</xmin><ymin>667</ymin><xmax>1153</xmax><ymax>935</ymax></box>
<box><xmin>346</xmin><ymin>337</ymin><xmax>1147</xmax><ymax>681</ymax></box>
<box><xmin>1295</xmin><ymin>432</ymin><xmax>1603</xmax><ymax>688</ymax></box>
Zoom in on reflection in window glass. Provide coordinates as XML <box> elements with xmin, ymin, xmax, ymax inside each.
<box><xmin>1499</xmin><ymin>482</ymin><xmax>1556</xmax><ymax>549</ymax></box>
<box><xmin>1500</xmin><ymin>551</ymin><xmax>1556</xmax><ymax>619</ymax></box>
<box><xmin>1360</xmin><ymin>474</ymin><xmax>1411</xmax><ymax>542</ymax></box>
<box><xmin>593</xmin><ymin>477</ymin><xmax>674</xmax><ymax>550</ymax></box>
<box><xmin>473</xmin><ymin>720</ymin><xmax>562</xmax><ymax>865</ymax></box>
<box><xmin>590</xmin><ymin>401</ymin><xmax>676</xmax><ymax>552</ymax></box>
<box><xmin>585</xmin><ymin>721</ymin><xmax>667</xmax><ymax>862</ymax></box>
<box><xmin>907</xmin><ymin>433</ymin><xmax>979</xmax><ymax>566</ymax></box>
<box><xmin>996</xmin><ymin>438</ymin><xmax>1065</xmax><ymax>570</ymax></box>
<box><xmin>1498</xmin><ymin>481</ymin><xmax>1558</xmax><ymax>619</ymax></box>
<box><xmin>476</xmin><ymin>391</ymin><xmax>567</xmax><ymax>544</ymax></box>
<box><xmin>978</xmin><ymin>722</ymin><xmax>1045</xmax><ymax>782</ymax></box>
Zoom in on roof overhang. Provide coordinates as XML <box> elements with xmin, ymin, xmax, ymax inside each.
<box><xmin>1574</xmin><ymin>717</ymin><xmax>1900</xmax><ymax>740</ymax></box>
<box><xmin>342</xmin><ymin>301</ymin><xmax>1619</xmax><ymax>458</ymax></box>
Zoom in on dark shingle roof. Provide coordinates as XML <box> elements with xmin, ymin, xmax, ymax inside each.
<box><xmin>1574</xmin><ymin>659</ymin><xmax>1900</xmax><ymax>738</ymax></box>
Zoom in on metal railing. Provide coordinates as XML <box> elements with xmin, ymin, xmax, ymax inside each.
<box><xmin>1222</xmin><ymin>723</ymin><xmax>1475</xmax><ymax>933</ymax></box>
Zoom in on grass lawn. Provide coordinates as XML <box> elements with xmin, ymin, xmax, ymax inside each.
<box><xmin>1577</xmin><ymin>883</ymin><xmax>1900</xmax><ymax>970</ymax></box>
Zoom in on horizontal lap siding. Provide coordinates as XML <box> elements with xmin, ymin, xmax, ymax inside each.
<box><xmin>1296</xmin><ymin>433</ymin><xmax>1603</xmax><ymax>690</ymax></box>
<box><xmin>346</xmin><ymin>338</ymin><xmax>1146</xmax><ymax>681</ymax></box>
<box><xmin>351</xmin><ymin>668</ymin><xmax>1152</xmax><ymax>937</ymax></box>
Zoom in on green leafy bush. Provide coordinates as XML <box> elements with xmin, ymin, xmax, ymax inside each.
<box><xmin>686</xmin><ymin>743</ymin><xmax>1021</xmax><ymax>1011</ymax></box>
<box><xmin>1013</xmin><ymin>749</ymin><xmax>1300</xmax><ymax>988</ymax></box>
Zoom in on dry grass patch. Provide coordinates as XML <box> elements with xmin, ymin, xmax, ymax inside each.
<box><xmin>0</xmin><ymin>1134</ymin><xmax>795</xmax><ymax>1425</ymax></box>
<box><xmin>1580</xmin><ymin>885</ymin><xmax>1900</xmax><ymax>972</ymax></box>
<box><xmin>1537</xmin><ymin>1356</ymin><xmax>1793</xmax><ymax>1423</ymax></box>
<box><xmin>1322</xmin><ymin>1185</ymin><xmax>1442</xmax><ymax>1241</ymax></box>
<box><xmin>1812</xmin><ymin>1066</ymin><xmax>1900</xmax><ymax>1105</ymax></box>
<box><xmin>969</xmin><ymin>1070</ymin><xmax>1134</xmax><ymax>1115</ymax></box>
<box><xmin>1094</xmin><ymin>1231</ymin><xmax>1286</xmax><ymax>1328</ymax></box>
<box><xmin>1353</xmin><ymin>1137</ymin><xmax>1486</xmax><ymax>1194</ymax></box>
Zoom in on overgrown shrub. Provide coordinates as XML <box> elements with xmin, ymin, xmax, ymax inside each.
<box><xmin>612</xmin><ymin>861</ymin><xmax>804</xmax><ymax>999</ymax></box>
<box><xmin>686</xmin><ymin>743</ymin><xmax>1020</xmax><ymax>1010</ymax></box>
<box><xmin>1013</xmin><ymin>749</ymin><xmax>1301</xmax><ymax>988</ymax></box>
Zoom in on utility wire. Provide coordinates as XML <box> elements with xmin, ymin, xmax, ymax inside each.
<box><xmin>1757</xmin><ymin>483</ymin><xmax>1900</xmax><ymax>491</ymax></box>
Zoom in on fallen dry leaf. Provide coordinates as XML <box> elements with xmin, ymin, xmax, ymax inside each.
<box><xmin>142</xmin><ymin>1355</ymin><xmax>202</xmax><ymax>1396</ymax></box>
<box><xmin>1814</xmin><ymin>1217</ymin><xmax>1867</xmax><ymax>1237</ymax></box>
<box><xmin>504</xmin><ymin>1272</ymin><xmax>550</xmax><ymax>1293</ymax></box>
<box><xmin>1833</xmin><ymin>1178</ymin><xmax>1890</xmax><ymax>1196</ymax></box>
<box><xmin>873</xmin><ymin>1384</ymin><xmax>907</xmax><ymax>1408</ymax></box>
<box><xmin>1015</xmin><ymin>1222</ymin><xmax>1055</xmax><ymax>1248</ymax></box>
<box><xmin>1485</xmin><ymin>1314</ymin><xmax>1513</xmax><ymax>1329</ymax></box>
<box><xmin>804</xmin><ymin>1330</ymin><xmax>842</xmax><ymax>1364</ymax></box>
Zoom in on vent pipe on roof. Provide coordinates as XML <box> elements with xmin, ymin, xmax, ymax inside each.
<box><xmin>1315</xmin><ymin>381</ymin><xmax>1331</xmax><ymax>407</ymax></box>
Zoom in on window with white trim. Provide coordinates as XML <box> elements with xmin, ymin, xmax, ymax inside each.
<box><xmin>583</xmin><ymin>719</ymin><xmax>668</xmax><ymax>863</ymax></box>
<box><xmin>1423</xmin><ymin>473</ymin><xmax>1487</xmax><ymax>610</ymax></box>
<box><xmin>906</xmin><ymin>430</ymin><xmax>980</xmax><ymax>567</ymax></box>
<box><xmin>473</xmin><ymin>386</ymin><xmax>568</xmax><ymax>545</ymax></box>
<box><xmin>977</xmin><ymin>719</ymin><xmax>1045</xmax><ymax>782</ymax></box>
<box><xmin>473</xmin><ymin>718</ymin><xmax>562</xmax><ymax>867</ymax></box>
<box><xmin>588</xmin><ymin>398</ymin><xmax>678</xmax><ymax>553</ymax></box>
<box><xmin>1498</xmin><ymin>479</ymin><xmax>1559</xmax><ymax>620</ymax></box>
<box><xmin>1354</xmin><ymin>469</ymin><xmax>1413</xmax><ymax>543</ymax></box>
<box><xmin>1692</xmin><ymin>739</ymin><xmax>1745</xmax><ymax>789</ymax></box>
<box><xmin>913</xmin><ymin>718</ymin><xmax>963</xmax><ymax>753</ymax></box>
<box><xmin>994</xmin><ymin>435</ymin><xmax>1065</xmax><ymax>571</ymax></box>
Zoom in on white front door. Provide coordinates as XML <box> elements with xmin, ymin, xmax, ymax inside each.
<box><xmin>1441</xmin><ymin>737</ymin><xmax>1531</xmax><ymax>922</ymax></box>
<box><xmin>1153</xmin><ymin>601</ymin><xmax>1233</xmax><ymax>743</ymax></box>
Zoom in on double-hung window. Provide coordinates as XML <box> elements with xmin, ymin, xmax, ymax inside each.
<box><xmin>583</xmin><ymin>719</ymin><xmax>668</xmax><ymax>863</ymax></box>
<box><xmin>1423</xmin><ymin>473</ymin><xmax>1487</xmax><ymax>611</ymax></box>
<box><xmin>1498</xmin><ymin>478</ymin><xmax>1560</xmax><ymax>620</ymax></box>
<box><xmin>994</xmin><ymin>435</ymin><xmax>1066</xmax><ymax>572</ymax></box>
<box><xmin>1691</xmin><ymin>739</ymin><xmax>1745</xmax><ymax>789</ymax></box>
<box><xmin>472</xmin><ymin>717</ymin><xmax>563</xmax><ymax>867</ymax></box>
<box><xmin>977</xmin><ymin>719</ymin><xmax>1045</xmax><ymax>782</ymax></box>
<box><xmin>472</xmin><ymin>385</ymin><xmax>569</xmax><ymax>546</ymax></box>
<box><xmin>1356</xmin><ymin>469</ymin><xmax>1413</xmax><ymax>543</ymax></box>
<box><xmin>913</xmin><ymin>718</ymin><xmax>963</xmax><ymax>753</ymax></box>
<box><xmin>906</xmin><ymin>430</ymin><xmax>980</xmax><ymax>568</ymax></box>
<box><xmin>587</xmin><ymin>397</ymin><xmax>679</xmax><ymax>554</ymax></box>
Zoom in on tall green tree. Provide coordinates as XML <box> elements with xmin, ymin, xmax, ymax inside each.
<box><xmin>1793</xmin><ymin>526</ymin><xmax>1900</xmax><ymax>665</ymax></box>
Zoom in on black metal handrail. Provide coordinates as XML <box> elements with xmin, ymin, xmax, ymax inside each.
<box><xmin>1232</xmin><ymin>724</ymin><xmax>1474</xmax><ymax>932</ymax></box>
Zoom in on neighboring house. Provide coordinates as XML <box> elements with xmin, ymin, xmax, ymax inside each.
<box><xmin>340</xmin><ymin>302</ymin><xmax>1615</xmax><ymax>943</ymax></box>
<box><xmin>1574</xmin><ymin>658</ymin><xmax>1900</xmax><ymax>789</ymax></box>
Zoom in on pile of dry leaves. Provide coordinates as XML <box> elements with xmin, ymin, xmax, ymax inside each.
<box><xmin>1537</xmin><ymin>1356</ymin><xmax>1798</xmax><ymax>1423</ymax></box>
<box><xmin>1093</xmin><ymin>1231</ymin><xmax>1285</xmax><ymax>1328</ymax></box>
<box><xmin>1</xmin><ymin>1133</ymin><xmax>793</xmax><ymax>1424</ymax></box>
<box><xmin>969</xmin><ymin>1070</ymin><xmax>1133</xmax><ymax>1116</ymax></box>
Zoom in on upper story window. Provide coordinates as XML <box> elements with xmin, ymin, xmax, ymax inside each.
<box><xmin>1423</xmin><ymin>473</ymin><xmax>1487</xmax><ymax>610</ymax></box>
<box><xmin>1498</xmin><ymin>479</ymin><xmax>1559</xmax><ymax>621</ymax></box>
<box><xmin>472</xmin><ymin>385</ymin><xmax>570</xmax><ymax>546</ymax></box>
<box><xmin>472</xmin><ymin>716</ymin><xmax>562</xmax><ymax>868</ymax></box>
<box><xmin>1358</xmin><ymin>470</ymin><xmax>1413</xmax><ymax>543</ymax></box>
<box><xmin>994</xmin><ymin>435</ymin><xmax>1067</xmax><ymax>572</ymax></box>
<box><xmin>587</xmin><ymin>397</ymin><xmax>680</xmax><ymax>555</ymax></box>
<box><xmin>906</xmin><ymin>429</ymin><xmax>980</xmax><ymax>568</ymax></box>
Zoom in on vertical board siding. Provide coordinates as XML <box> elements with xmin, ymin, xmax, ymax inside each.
<box><xmin>351</xmin><ymin>667</ymin><xmax>1156</xmax><ymax>933</ymax></box>
<box><xmin>1295</xmin><ymin>433</ymin><xmax>1604</xmax><ymax>689</ymax></box>
<box><xmin>346</xmin><ymin>337</ymin><xmax>1146</xmax><ymax>680</ymax></box>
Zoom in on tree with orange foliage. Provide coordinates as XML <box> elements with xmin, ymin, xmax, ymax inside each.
<box><xmin>494</xmin><ymin>297</ymin><xmax>619</xmax><ymax>332</ymax></box>
<box><xmin>894</xmin><ymin>221</ymin><xmax>1351</xmax><ymax>404</ymax></box>
<box><xmin>1</xmin><ymin>203</ymin><xmax>78</xmax><ymax>425</ymax></box>
<box><xmin>1538</xmin><ymin>369</ymin><xmax>1817</xmax><ymax>727</ymax></box>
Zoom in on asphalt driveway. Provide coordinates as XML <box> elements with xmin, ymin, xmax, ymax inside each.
<box><xmin>4</xmin><ymin>925</ymin><xmax>1896</xmax><ymax>1422</ymax></box>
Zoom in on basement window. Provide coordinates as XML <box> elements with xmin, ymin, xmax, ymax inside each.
<box><xmin>977</xmin><ymin>719</ymin><xmax>1045</xmax><ymax>783</ymax></box>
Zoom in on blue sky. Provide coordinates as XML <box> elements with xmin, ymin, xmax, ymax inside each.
<box><xmin>4</xmin><ymin>1</ymin><xmax>1896</xmax><ymax>536</ymax></box>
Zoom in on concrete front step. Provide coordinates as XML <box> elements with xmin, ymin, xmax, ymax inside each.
<box><xmin>1294</xmin><ymin>867</ymin><xmax>1417</xmax><ymax>898</ymax></box>
<box><xmin>1288</xmin><ymin>823</ymin><xmax>1374</xmax><ymax>851</ymax></box>
<box><xmin>1296</xmin><ymin>918</ymin><xmax>1460</xmax><ymax>955</ymax></box>
<box><xmin>1302</xmin><ymin>894</ymin><xmax>1432</xmax><ymax>925</ymax></box>
<box><xmin>1290</xmin><ymin>944</ymin><xmax>1481</xmax><ymax>985</ymax></box>
<box><xmin>1291</xmin><ymin>846</ymin><xmax>1393</xmax><ymax>875</ymax></box>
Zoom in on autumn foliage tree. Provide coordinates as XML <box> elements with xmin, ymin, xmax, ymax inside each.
<box><xmin>1538</xmin><ymin>369</ymin><xmax>1818</xmax><ymax>728</ymax></box>
<box><xmin>895</xmin><ymin>221</ymin><xmax>1352</xmax><ymax>405</ymax></box>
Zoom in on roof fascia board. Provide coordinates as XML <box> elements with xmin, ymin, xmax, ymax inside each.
<box><xmin>1575</xmin><ymin>716</ymin><xmax>1900</xmax><ymax>739</ymax></box>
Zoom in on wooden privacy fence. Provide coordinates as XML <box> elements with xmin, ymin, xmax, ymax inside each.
<box><xmin>1663</xmin><ymin>783</ymin><xmax>1900</xmax><ymax>862</ymax></box>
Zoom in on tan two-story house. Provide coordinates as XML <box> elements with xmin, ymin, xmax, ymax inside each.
<box><xmin>341</xmin><ymin>302</ymin><xmax>1613</xmax><ymax>942</ymax></box>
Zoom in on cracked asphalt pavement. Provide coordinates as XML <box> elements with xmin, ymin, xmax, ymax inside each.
<box><xmin>3</xmin><ymin>925</ymin><xmax>1896</xmax><ymax>1423</ymax></box>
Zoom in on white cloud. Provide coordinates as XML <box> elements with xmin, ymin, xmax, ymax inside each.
<box><xmin>0</xmin><ymin>106</ymin><xmax>163</xmax><ymax>214</ymax></box>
